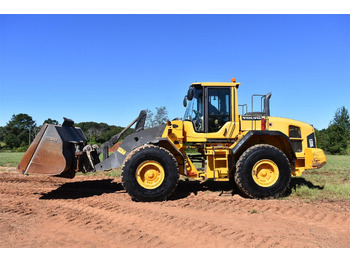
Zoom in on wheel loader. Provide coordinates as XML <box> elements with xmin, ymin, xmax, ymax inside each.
<box><xmin>17</xmin><ymin>79</ymin><xmax>327</xmax><ymax>201</ymax></box>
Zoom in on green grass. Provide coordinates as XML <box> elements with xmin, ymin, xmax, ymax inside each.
<box><xmin>288</xmin><ymin>155</ymin><xmax>350</xmax><ymax>200</ymax></box>
<box><xmin>78</xmin><ymin>168</ymin><xmax>122</xmax><ymax>177</ymax></box>
<box><xmin>0</xmin><ymin>152</ymin><xmax>25</xmax><ymax>167</ymax></box>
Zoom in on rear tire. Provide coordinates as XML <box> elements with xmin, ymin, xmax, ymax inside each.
<box><xmin>234</xmin><ymin>144</ymin><xmax>291</xmax><ymax>199</ymax></box>
<box><xmin>121</xmin><ymin>145</ymin><xmax>179</xmax><ymax>202</ymax></box>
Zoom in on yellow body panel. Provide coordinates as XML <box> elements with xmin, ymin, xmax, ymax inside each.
<box><xmin>163</xmin><ymin>120</ymin><xmax>184</xmax><ymax>150</ymax></box>
<box><xmin>267</xmin><ymin>117</ymin><xmax>314</xmax><ymax>145</ymax></box>
<box><xmin>183</xmin><ymin>121</ymin><xmax>237</xmax><ymax>142</ymax></box>
<box><xmin>266</xmin><ymin>117</ymin><xmax>326</xmax><ymax>175</ymax></box>
<box><xmin>240</xmin><ymin>118</ymin><xmax>265</xmax><ymax>131</ymax></box>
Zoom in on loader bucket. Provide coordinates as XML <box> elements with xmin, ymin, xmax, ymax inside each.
<box><xmin>17</xmin><ymin>118</ymin><xmax>87</xmax><ymax>178</ymax></box>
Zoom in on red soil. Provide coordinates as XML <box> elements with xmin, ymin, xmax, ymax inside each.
<box><xmin>0</xmin><ymin>168</ymin><xmax>349</xmax><ymax>248</ymax></box>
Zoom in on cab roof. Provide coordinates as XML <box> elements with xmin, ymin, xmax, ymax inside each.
<box><xmin>190</xmin><ymin>82</ymin><xmax>241</xmax><ymax>87</ymax></box>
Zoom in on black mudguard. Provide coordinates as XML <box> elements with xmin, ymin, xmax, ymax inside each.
<box><xmin>231</xmin><ymin>130</ymin><xmax>296</xmax><ymax>161</ymax></box>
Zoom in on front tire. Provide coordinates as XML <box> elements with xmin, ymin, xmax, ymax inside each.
<box><xmin>121</xmin><ymin>145</ymin><xmax>179</xmax><ymax>202</ymax></box>
<box><xmin>234</xmin><ymin>144</ymin><xmax>291</xmax><ymax>199</ymax></box>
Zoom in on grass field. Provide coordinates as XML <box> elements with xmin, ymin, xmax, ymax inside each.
<box><xmin>1</xmin><ymin>152</ymin><xmax>349</xmax><ymax>200</ymax></box>
<box><xmin>0</xmin><ymin>152</ymin><xmax>24</xmax><ymax>167</ymax></box>
<box><xmin>288</xmin><ymin>155</ymin><xmax>350</xmax><ymax>200</ymax></box>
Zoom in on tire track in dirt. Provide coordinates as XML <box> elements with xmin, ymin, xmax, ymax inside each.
<box><xmin>0</xmin><ymin>173</ymin><xmax>349</xmax><ymax>247</ymax></box>
<box><xmin>168</xmin><ymin>193</ymin><xmax>350</xmax><ymax>228</ymax></box>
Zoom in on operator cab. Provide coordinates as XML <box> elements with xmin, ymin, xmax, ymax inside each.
<box><xmin>183</xmin><ymin>82</ymin><xmax>237</xmax><ymax>133</ymax></box>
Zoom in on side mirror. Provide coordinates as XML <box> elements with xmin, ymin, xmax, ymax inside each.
<box><xmin>183</xmin><ymin>96</ymin><xmax>187</xmax><ymax>107</ymax></box>
<box><xmin>187</xmin><ymin>88</ymin><xmax>194</xmax><ymax>101</ymax></box>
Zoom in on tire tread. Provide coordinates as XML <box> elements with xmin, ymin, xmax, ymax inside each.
<box><xmin>235</xmin><ymin>144</ymin><xmax>291</xmax><ymax>199</ymax></box>
<box><xmin>121</xmin><ymin>144</ymin><xmax>179</xmax><ymax>201</ymax></box>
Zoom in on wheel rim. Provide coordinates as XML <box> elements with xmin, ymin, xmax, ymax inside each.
<box><xmin>252</xmin><ymin>159</ymin><xmax>279</xmax><ymax>187</ymax></box>
<box><xmin>136</xmin><ymin>160</ymin><xmax>165</xmax><ymax>189</ymax></box>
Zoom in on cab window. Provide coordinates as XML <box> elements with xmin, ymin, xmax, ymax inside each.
<box><xmin>208</xmin><ymin>88</ymin><xmax>230</xmax><ymax>133</ymax></box>
<box><xmin>184</xmin><ymin>88</ymin><xmax>204</xmax><ymax>132</ymax></box>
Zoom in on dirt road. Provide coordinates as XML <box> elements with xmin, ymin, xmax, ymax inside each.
<box><xmin>0</xmin><ymin>168</ymin><xmax>349</xmax><ymax>248</ymax></box>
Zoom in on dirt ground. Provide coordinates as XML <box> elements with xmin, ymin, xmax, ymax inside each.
<box><xmin>0</xmin><ymin>167</ymin><xmax>349</xmax><ymax>248</ymax></box>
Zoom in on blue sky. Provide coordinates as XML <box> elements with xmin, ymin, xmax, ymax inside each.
<box><xmin>0</xmin><ymin>15</ymin><xmax>349</xmax><ymax>130</ymax></box>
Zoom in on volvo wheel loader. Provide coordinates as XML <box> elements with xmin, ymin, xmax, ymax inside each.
<box><xmin>17</xmin><ymin>79</ymin><xmax>327</xmax><ymax>201</ymax></box>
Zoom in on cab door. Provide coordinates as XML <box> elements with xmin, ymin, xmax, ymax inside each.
<box><xmin>205</xmin><ymin>87</ymin><xmax>236</xmax><ymax>140</ymax></box>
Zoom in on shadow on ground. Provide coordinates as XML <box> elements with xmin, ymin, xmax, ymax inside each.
<box><xmin>39</xmin><ymin>179</ymin><xmax>124</xmax><ymax>200</ymax></box>
<box><xmin>168</xmin><ymin>180</ymin><xmax>246</xmax><ymax>200</ymax></box>
<box><xmin>284</xmin><ymin>177</ymin><xmax>324</xmax><ymax>196</ymax></box>
<box><xmin>172</xmin><ymin>177</ymin><xmax>325</xmax><ymax>200</ymax></box>
<box><xmin>39</xmin><ymin>177</ymin><xmax>324</xmax><ymax>201</ymax></box>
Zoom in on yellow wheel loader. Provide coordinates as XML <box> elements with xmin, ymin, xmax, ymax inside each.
<box><xmin>17</xmin><ymin>79</ymin><xmax>327</xmax><ymax>201</ymax></box>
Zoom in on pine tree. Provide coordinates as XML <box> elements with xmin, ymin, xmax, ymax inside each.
<box><xmin>324</xmin><ymin>106</ymin><xmax>350</xmax><ymax>155</ymax></box>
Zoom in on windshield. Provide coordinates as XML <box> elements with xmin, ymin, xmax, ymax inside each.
<box><xmin>184</xmin><ymin>87</ymin><xmax>204</xmax><ymax>132</ymax></box>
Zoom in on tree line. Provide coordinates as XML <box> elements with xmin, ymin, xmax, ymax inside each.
<box><xmin>0</xmin><ymin>106</ymin><xmax>349</xmax><ymax>155</ymax></box>
<box><xmin>0</xmin><ymin>106</ymin><xmax>169</xmax><ymax>151</ymax></box>
<box><xmin>315</xmin><ymin>106</ymin><xmax>350</xmax><ymax>155</ymax></box>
